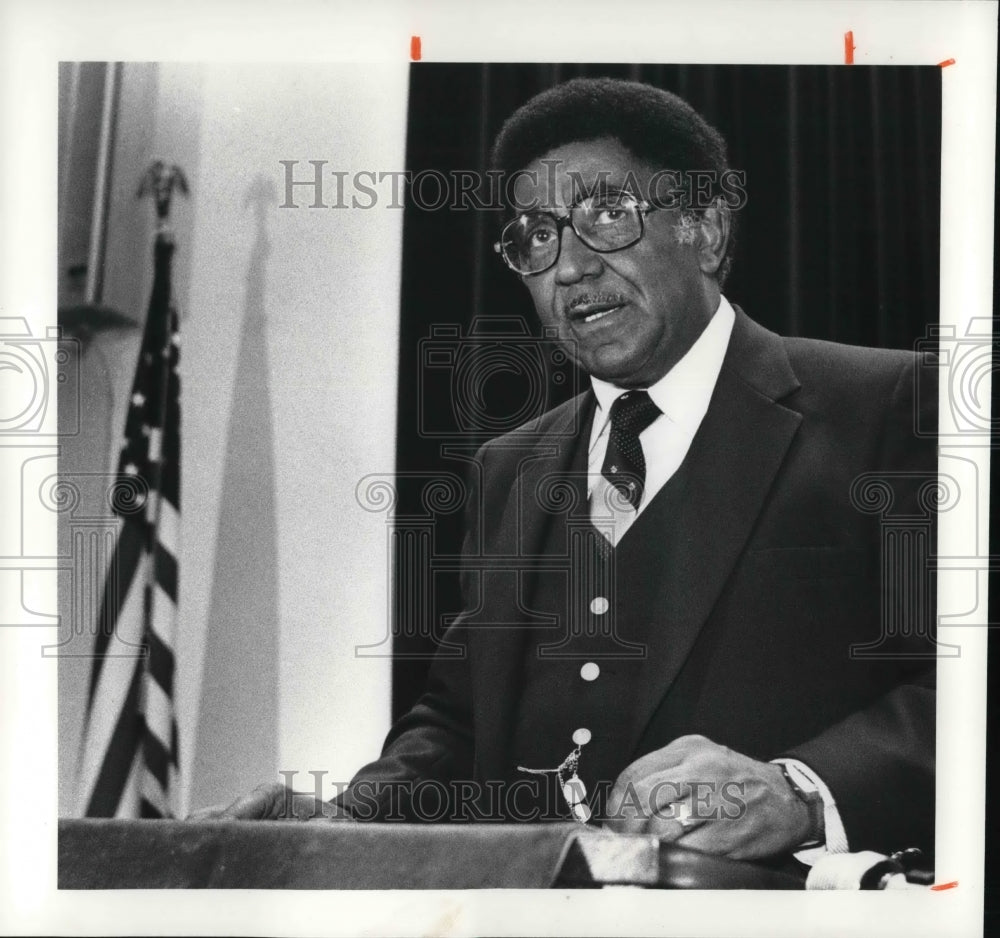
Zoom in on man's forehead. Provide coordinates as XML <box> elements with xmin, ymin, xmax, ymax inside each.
<box><xmin>513</xmin><ymin>136</ymin><xmax>656</xmax><ymax>208</ymax></box>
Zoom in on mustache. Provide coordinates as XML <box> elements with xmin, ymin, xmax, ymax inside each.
<box><xmin>565</xmin><ymin>292</ymin><xmax>629</xmax><ymax>313</ymax></box>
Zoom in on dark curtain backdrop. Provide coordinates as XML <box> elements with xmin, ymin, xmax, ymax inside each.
<box><xmin>391</xmin><ymin>64</ymin><xmax>942</xmax><ymax>718</ymax></box>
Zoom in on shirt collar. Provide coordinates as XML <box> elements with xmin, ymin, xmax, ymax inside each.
<box><xmin>589</xmin><ymin>295</ymin><xmax>736</xmax><ymax>437</ymax></box>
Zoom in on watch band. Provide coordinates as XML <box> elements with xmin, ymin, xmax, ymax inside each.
<box><xmin>778</xmin><ymin>761</ymin><xmax>825</xmax><ymax>847</ymax></box>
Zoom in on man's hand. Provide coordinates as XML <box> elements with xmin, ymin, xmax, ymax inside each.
<box><xmin>605</xmin><ymin>735</ymin><xmax>814</xmax><ymax>860</ymax></box>
<box><xmin>186</xmin><ymin>782</ymin><xmax>354</xmax><ymax>822</ymax></box>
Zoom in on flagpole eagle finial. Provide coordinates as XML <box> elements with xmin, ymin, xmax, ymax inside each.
<box><xmin>137</xmin><ymin>161</ymin><xmax>189</xmax><ymax>225</ymax></box>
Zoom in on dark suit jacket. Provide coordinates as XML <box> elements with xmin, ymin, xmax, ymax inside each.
<box><xmin>342</xmin><ymin>309</ymin><xmax>937</xmax><ymax>857</ymax></box>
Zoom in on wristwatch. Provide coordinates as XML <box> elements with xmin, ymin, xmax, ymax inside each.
<box><xmin>778</xmin><ymin>761</ymin><xmax>826</xmax><ymax>848</ymax></box>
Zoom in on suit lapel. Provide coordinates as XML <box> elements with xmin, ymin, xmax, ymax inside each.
<box><xmin>625</xmin><ymin>310</ymin><xmax>803</xmax><ymax>754</ymax></box>
<box><xmin>510</xmin><ymin>397</ymin><xmax>594</xmax><ymax>563</ymax></box>
<box><xmin>468</xmin><ymin>391</ymin><xmax>595</xmax><ymax>781</ymax></box>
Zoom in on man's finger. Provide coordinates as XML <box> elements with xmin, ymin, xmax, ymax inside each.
<box><xmin>186</xmin><ymin>782</ymin><xmax>290</xmax><ymax>821</ymax></box>
<box><xmin>306</xmin><ymin>798</ymin><xmax>356</xmax><ymax>822</ymax></box>
<box><xmin>185</xmin><ymin>802</ymin><xmax>232</xmax><ymax>821</ymax></box>
<box><xmin>666</xmin><ymin>814</ymin><xmax>741</xmax><ymax>856</ymax></box>
<box><xmin>645</xmin><ymin>800</ymin><xmax>711</xmax><ymax>841</ymax></box>
<box><xmin>606</xmin><ymin>765</ymin><xmax>695</xmax><ymax>831</ymax></box>
<box><xmin>226</xmin><ymin>783</ymin><xmax>290</xmax><ymax>818</ymax></box>
<box><xmin>611</xmin><ymin>735</ymin><xmax>709</xmax><ymax>800</ymax></box>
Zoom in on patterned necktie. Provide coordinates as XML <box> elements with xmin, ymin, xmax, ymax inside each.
<box><xmin>601</xmin><ymin>390</ymin><xmax>662</xmax><ymax>510</ymax></box>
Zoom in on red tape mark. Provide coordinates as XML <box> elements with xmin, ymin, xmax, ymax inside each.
<box><xmin>411</xmin><ymin>36</ymin><xmax>422</xmax><ymax>61</ymax></box>
<box><xmin>938</xmin><ymin>58</ymin><xmax>956</xmax><ymax>68</ymax></box>
<box><xmin>844</xmin><ymin>30</ymin><xmax>855</xmax><ymax>64</ymax></box>
<box><xmin>931</xmin><ymin>881</ymin><xmax>959</xmax><ymax>891</ymax></box>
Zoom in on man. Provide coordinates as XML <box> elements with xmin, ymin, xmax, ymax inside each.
<box><xmin>194</xmin><ymin>78</ymin><xmax>936</xmax><ymax>865</ymax></box>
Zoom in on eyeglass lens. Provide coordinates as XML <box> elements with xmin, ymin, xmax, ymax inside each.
<box><xmin>501</xmin><ymin>196</ymin><xmax>643</xmax><ymax>274</ymax></box>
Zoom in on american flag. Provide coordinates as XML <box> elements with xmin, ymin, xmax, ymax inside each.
<box><xmin>76</xmin><ymin>231</ymin><xmax>181</xmax><ymax>818</ymax></box>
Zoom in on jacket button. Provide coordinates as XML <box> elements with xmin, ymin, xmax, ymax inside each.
<box><xmin>580</xmin><ymin>662</ymin><xmax>600</xmax><ymax>681</ymax></box>
<box><xmin>590</xmin><ymin>597</ymin><xmax>609</xmax><ymax>615</ymax></box>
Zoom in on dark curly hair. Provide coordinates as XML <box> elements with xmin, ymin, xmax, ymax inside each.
<box><xmin>490</xmin><ymin>77</ymin><xmax>738</xmax><ymax>284</ymax></box>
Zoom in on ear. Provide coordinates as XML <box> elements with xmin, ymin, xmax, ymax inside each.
<box><xmin>697</xmin><ymin>200</ymin><xmax>731</xmax><ymax>277</ymax></box>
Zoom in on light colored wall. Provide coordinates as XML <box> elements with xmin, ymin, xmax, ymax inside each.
<box><xmin>58</xmin><ymin>62</ymin><xmax>405</xmax><ymax>815</ymax></box>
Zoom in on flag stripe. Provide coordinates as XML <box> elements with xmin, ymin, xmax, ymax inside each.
<box><xmin>142</xmin><ymin>671</ymin><xmax>175</xmax><ymax>750</ymax></box>
<box><xmin>84</xmin><ymin>657</ymin><xmax>143</xmax><ymax>817</ymax></box>
<box><xmin>156</xmin><ymin>498</ymin><xmax>180</xmax><ymax>557</ymax></box>
<box><xmin>113</xmin><ymin>748</ymin><xmax>142</xmax><ymax>820</ymax></box>
<box><xmin>87</xmin><ymin>518</ymin><xmax>145</xmax><ymax>706</ymax></box>
<box><xmin>138</xmin><ymin>765</ymin><xmax>169</xmax><ymax>818</ymax></box>
<box><xmin>155</xmin><ymin>542</ymin><xmax>178</xmax><ymax>602</ymax></box>
<box><xmin>144</xmin><ymin>660</ymin><xmax>172</xmax><ymax>719</ymax></box>
<box><xmin>139</xmin><ymin>798</ymin><xmax>164</xmax><ymax>819</ymax></box>
<box><xmin>76</xmin><ymin>558</ymin><xmax>151</xmax><ymax>807</ymax></box>
<box><xmin>142</xmin><ymin>721</ymin><xmax>171</xmax><ymax>789</ymax></box>
<box><xmin>146</xmin><ymin>627</ymin><xmax>176</xmax><ymax>697</ymax></box>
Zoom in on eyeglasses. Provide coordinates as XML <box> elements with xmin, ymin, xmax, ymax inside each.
<box><xmin>493</xmin><ymin>191</ymin><xmax>664</xmax><ymax>276</ymax></box>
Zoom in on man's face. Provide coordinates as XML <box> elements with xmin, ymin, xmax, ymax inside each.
<box><xmin>515</xmin><ymin>137</ymin><xmax>720</xmax><ymax>388</ymax></box>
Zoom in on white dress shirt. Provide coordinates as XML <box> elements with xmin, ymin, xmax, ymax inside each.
<box><xmin>587</xmin><ymin>295</ymin><xmax>735</xmax><ymax>514</ymax></box>
<box><xmin>584</xmin><ymin>295</ymin><xmax>848</xmax><ymax>861</ymax></box>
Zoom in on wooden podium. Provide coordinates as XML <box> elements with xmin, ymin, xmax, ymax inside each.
<box><xmin>59</xmin><ymin>819</ymin><xmax>806</xmax><ymax>889</ymax></box>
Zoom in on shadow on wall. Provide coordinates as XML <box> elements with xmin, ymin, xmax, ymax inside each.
<box><xmin>190</xmin><ymin>175</ymin><xmax>281</xmax><ymax>808</ymax></box>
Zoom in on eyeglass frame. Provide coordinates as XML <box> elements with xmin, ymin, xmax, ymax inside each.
<box><xmin>492</xmin><ymin>189</ymin><xmax>673</xmax><ymax>276</ymax></box>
